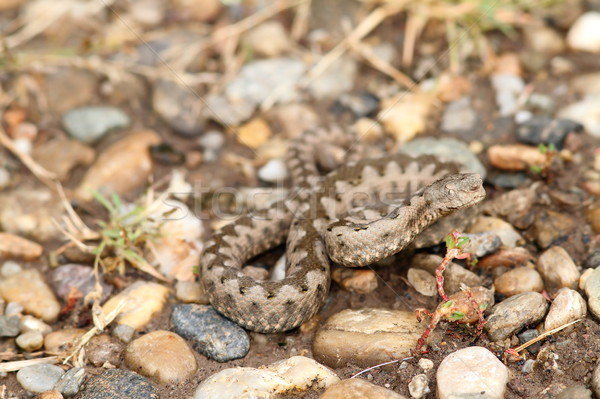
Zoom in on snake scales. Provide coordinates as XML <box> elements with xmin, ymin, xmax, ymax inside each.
<box><xmin>201</xmin><ymin>130</ymin><xmax>486</xmax><ymax>333</ymax></box>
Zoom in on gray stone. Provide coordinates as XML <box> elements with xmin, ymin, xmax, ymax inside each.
<box><xmin>52</xmin><ymin>264</ymin><xmax>113</xmax><ymax>302</ymax></box>
<box><xmin>16</xmin><ymin>364</ymin><xmax>64</xmax><ymax>393</ymax></box>
<box><xmin>55</xmin><ymin>367</ymin><xmax>85</xmax><ymax>397</ymax></box>
<box><xmin>556</xmin><ymin>384</ymin><xmax>592</xmax><ymax>399</ymax></box>
<box><xmin>171</xmin><ymin>304</ymin><xmax>250</xmax><ymax>362</ymax></box>
<box><xmin>516</xmin><ymin>116</ymin><xmax>582</xmax><ymax>150</ymax></box>
<box><xmin>441</xmin><ymin>97</ymin><xmax>476</xmax><ymax>132</ymax></box>
<box><xmin>307</xmin><ymin>56</ymin><xmax>357</xmax><ymax>100</ymax></box>
<box><xmin>62</xmin><ymin>106</ymin><xmax>130</xmax><ymax>144</ymax></box>
<box><xmin>0</xmin><ymin>315</ymin><xmax>20</xmax><ymax>337</ymax></box>
<box><xmin>462</xmin><ymin>232</ymin><xmax>502</xmax><ymax>257</ymax></box>
<box><xmin>152</xmin><ymin>79</ymin><xmax>205</xmax><ymax>137</ymax></box>
<box><xmin>77</xmin><ymin>369</ymin><xmax>158</xmax><ymax>399</ymax></box>
<box><xmin>484</xmin><ymin>292</ymin><xmax>549</xmax><ymax>341</ymax></box>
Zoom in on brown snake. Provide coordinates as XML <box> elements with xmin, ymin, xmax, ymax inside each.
<box><xmin>201</xmin><ymin>131</ymin><xmax>486</xmax><ymax>333</ymax></box>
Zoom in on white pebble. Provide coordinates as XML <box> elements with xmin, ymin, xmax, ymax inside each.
<box><xmin>16</xmin><ymin>330</ymin><xmax>44</xmax><ymax>352</ymax></box>
<box><xmin>1</xmin><ymin>261</ymin><xmax>22</xmax><ymax>277</ymax></box>
<box><xmin>408</xmin><ymin>374</ymin><xmax>430</xmax><ymax>399</ymax></box>
<box><xmin>258</xmin><ymin>159</ymin><xmax>288</xmax><ymax>182</ymax></box>
<box><xmin>567</xmin><ymin>12</ymin><xmax>600</xmax><ymax>53</ymax></box>
<box><xmin>199</xmin><ymin>131</ymin><xmax>225</xmax><ymax>150</ymax></box>
<box><xmin>5</xmin><ymin>302</ymin><xmax>24</xmax><ymax>317</ymax></box>
<box><xmin>0</xmin><ymin>167</ymin><xmax>10</xmax><ymax>189</ymax></box>
<box><xmin>12</xmin><ymin>138</ymin><xmax>32</xmax><ymax>155</ymax></box>
<box><xmin>16</xmin><ymin>364</ymin><xmax>64</xmax><ymax>393</ymax></box>
<box><xmin>418</xmin><ymin>358</ymin><xmax>434</xmax><ymax>371</ymax></box>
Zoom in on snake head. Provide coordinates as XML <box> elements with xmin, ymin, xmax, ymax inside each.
<box><xmin>423</xmin><ymin>173</ymin><xmax>485</xmax><ymax>211</ymax></box>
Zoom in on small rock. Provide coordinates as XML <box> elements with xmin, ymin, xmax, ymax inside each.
<box><xmin>407</xmin><ymin>268</ymin><xmax>437</xmax><ymax>296</ymax></box>
<box><xmin>487</xmin><ymin>144</ymin><xmax>547</xmax><ymax>171</ymax></box>
<box><xmin>62</xmin><ymin>106</ymin><xmax>130</xmax><ymax>144</ymax></box>
<box><xmin>437</xmin><ymin>346</ymin><xmax>509</xmax><ymax>399</ymax></box>
<box><xmin>544</xmin><ymin>288</ymin><xmax>587</xmax><ymax>331</ymax></box>
<box><xmin>468</xmin><ymin>216</ymin><xmax>523</xmax><ymax>247</ymax></box>
<box><xmin>124</xmin><ymin>330</ymin><xmax>197</xmax><ymax>384</ymax></box>
<box><xmin>194</xmin><ymin>356</ymin><xmax>339</xmax><ymax>399</ymax></box>
<box><xmin>524</xmin><ymin>25</ymin><xmax>566</xmax><ymax>54</ymax></box>
<box><xmin>494</xmin><ymin>267</ymin><xmax>544</xmax><ymax>297</ymax></box>
<box><xmin>532</xmin><ymin>211</ymin><xmax>576</xmax><ymax>248</ymax></box>
<box><xmin>522</xmin><ymin>359</ymin><xmax>536</xmax><ymax>373</ymax></box>
<box><xmin>516</xmin><ymin>116</ymin><xmax>583</xmax><ymax>150</ymax></box>
<box><xmin>567</xmin><ymin>12</ymin><xmax>600</xmax><ymax>53</ymax></box>
<box><xmin>593</xmin><ymin>362</ymin><xmax>600</xmax><ymax>398</ymax></box>
<box><xmin>269</xmin><ymin>104</ymin><xmax>320</xmax><ymax>139</ymax></box>
<box><xmin>587</xmin><ymin>203</ymin><xmax>600</xmax><ymax>234</ymax></box>
<box><xmin>461</xmin><ymin>232</ymin><xmax>502</xmax><ymax>257</ymax></box>
<box><xmin>556</xmin><ymin>384</ymin><xmax>593</xmax><ymax>399</ymax></box>
<box><xmin>331</xmin><ymin>268</ymin><xmax>378</xmax><ymax>294</ymax></box>
<box><xmin>39</xmin><ymin>390</ymin><xmax>63</xmax><ymax>399</ymax></box>
<box><xmin>236</xmin><ymin>117</ymin><xmax>272</xmax><ymax>149</ymax></box>
<box><xmin>16</xmin><ymin>330</ymin><xmax>44</xmax><ymax>352</ymax></box>
<box><xmin>75</xmin><ymin>130</ymin><xmax>161</xmax><ymax>202</ymax></box>
<box><xmin>333</xmin><ymin>92</ymin><xmax>380</xmax><ymax>118</ymax></box>
<box><xmin>152</xmin><ymin>79</ymin><xmax>205</xmax><ymax>137</ymax></box>
<box><xmin>485</xmin><ymin>292</ymin><xmax>549</xmax><ymax>341</ymax></box>
<box><xmin>202</xmin><ymin>94</ymin><xmax>255</xmax><ymax>126</ymax></box>
<box><xmin>586</xmin><ymin>249</ymin><xmax>600</xmax><ymax>268</ymax></box>
<box><xmin>44</xmin><ymin>329</ymin><xmax>86</xmax><ymax>353</ymax></box>
<box><xmin>243</xmin><ymin>21</ymin><xmax>291</xmax><ymax>57</ymax></box>
<box><xmin>172</xmin><ymin>0</ymin><xmax>221</xmax><ymax>22</ymax></box>
<box><xmin>491</xmin><ymin>73</ymin><xmax>525</xmax><ymax>116</ymax></box>
<box><xmin>0</xmin><ymin>315</ymin><xmax>21</xmax><ymax>337</ymax></box>
<box><xmin>558</xmin><ymin>93</ymin><xmax>600</xmax><ymax>137</ymax></box>
<box><xmin>408</xmin><ymin>374</ymin><xmax>430</xmax><ymax>399</ymax></box>
<box><xmin>400</xmin><ymin>137</ymin><xmax>486</xmax><ymax>178</ymax></box>
<box><xmin>321</xmin><ymin>378</ymin><xmax>407</xmax><ymax>399</ymax></box>
<box><xmin>411</xmin><ymin>254</ymin><xmax>481</xmax><ymax>295</ymax></box>
<box><xmin>572</xmin><ymin>72</ymin><xmax>600</xmax><ymax>96</ymax></box>
<box><xmin>580</xmin><ymin>268</ymin><xmax>595</xmax><ymax>291</ymax></box>
<box><xmin>483</xmin><ymin>186</ymin><xmax>536</xmax><ymax>220</ymax></box>
<box><xmin>77</xmin><ymin>369</ymin><xmax>159</xmax><ymax>399</ymax></box>
<box><xmin>441</xmin><ymin>97</ymin><xmax>477</xmax><ymax>132</ymax></box>
<box><xmin>0</xmin><ymin>166</ymin><xmax>10</xmax><ymax>189</ymax></box>
<box><xmin>518</xmin><ymin>329</ymin><xmax>542</xmax><ymax>354</ymax></box>
<box><xmin>584</xmin><ymin>267</ymin><xmax>600</xmax><ymax>319</ymax></box>
<box><xmin>55</xmin><ymin>367</ymin><xmax>85</xmax><ymax>397</ymax></box>
<box><xmin>16</xmin><ymin>364</ymin><xmax>65</xmax><ymax>393</ymax></box>
<box><xmin>257</xmin><ymin>158</ymin><xmax>288</xmax><ymax>182</ymax></box>
<box><xmin>307</xmin><ymin>56</ymin><xmax>357</xmax><ymax>100</ymax></box>
<box><xmin>379</xmin><ymin>93</ymin><xmax>434</xmax><ymax>142</ymax></box>
<box><xmin>86</xmin><ymin>334</ymin><xmax>123</xmax><ymax>367</ymax></box>
<box><xmin>43</xmin><ymin>68</ymin><xmax>98</xmax><ymax>116</ymax></box>
<box><xmin>51</xmin><ymin>264</ymin><xmax>113</xmax><ymax>303</ymax></box>
<box><xmin>418</xmin><ymin>358</ymin><xmax>434</xmax><ymax>371</ymax></box>
<box><xmin>312</xmin><ymin>308</ymin><xmax>424</xmax><ymax>368</ymax></box>
<box><xmin>33</xmin><ymin>138</ymin><xmax>95</xmax><ymax>181</ymax></box>
<box><xmin>175</xmin><ymin>281</ymin><xmax>209</xmax><ymax>304</ymax></box>
<box><xmin>171</xmin><ymin>304</ymin><xmax>250</xmax><ymax>362</ymax></box>
<box><xmin>0</xmin><ymin>269</ymin><xmax>60</xmax><ymax>322</ymax></box>
<box><xmin>101</xmin><ymin>281</ymin><xmax>170</xmax><ymax>331</ymax></box>
<box><xmin>536</xmin><ymin>246</ymin><xmax>580</xmax><ymax>293</ymax></box>
<box><xmin>0</xmin><ymin>232</ymin><xmax>42</xmax><ymax>260</ymax></box>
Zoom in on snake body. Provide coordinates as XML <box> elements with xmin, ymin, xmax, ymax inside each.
<box><xmin>201</xmin><ymin>131</ymin><xmax>486</xmax><ymax>333</ymax></box>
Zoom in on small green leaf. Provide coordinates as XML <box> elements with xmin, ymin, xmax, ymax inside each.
<box><xmin>192</xmin><ymin>265</ymin><xmax>200</xmax><ymax>275</ymax></box>
<box><xmin>530</xmin><ymin>165</ymin><xmax>543</xmax><ymax>174</ymax></box>
<box><xmin>441</xmin><ymin>300</ymin><xmax>454</xmax><ymax>308</ymax></box>
<box><xmin>456</xmin><ymin>236</ymin><xmax>470</xmax><ymax>248</ymax></box>
<box><xmin>479</xmin><ymin>303</ymin><xmax>488</xmax><ymax>311</ymax></box>
<box><xmin>91</xmin><ymin>190</ymin><xmax>116</xmax><ymax>214</ymax></box>
<box><xmin>102</xmin><ymin>228</ymin><xmax>122</xmax><ymax>239</ymax></box>
<box><xmin>445</xmin><ymin>234</ymin><xmax>455</xmax><ymax>249</ymax></box>
<box><xmin>111</xmin><ymin>192</ymin><xmax>123</xmax><ymax>211</ymax></box>
<box><xmin>450</xmin><ymin>311</ymin><xmax>465</xmax><ymax>320</ymax></box>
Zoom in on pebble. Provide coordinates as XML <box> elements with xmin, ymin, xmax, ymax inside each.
<box><xmin>257</xmin><ymin>158</ymin><xmax>288</xmax><ymax>182</ymax></box>
<box><xmin>333</xmin><ymin>92</ymin><xmax>380</xmax><ymax>118</ymax></box>
<box><xmin>86</xmin><ymin>334</ymin><xmax>123</xmax><ymax>367</ymax></box>
<box><xmin>312</xmin><ymin>308</ymin><xmax>424</xmax><ymax>368</ymax></box>
<box><xmin>586</xmin><ymin>249</ymin><xmax>600</xmax><ymax>268</ymax></box>
<box><xmin>175</xmin><ymin>281</ymin><xmax>209</xmax><ymax>304</ymax></box>
<box><xmin>461</xmin><ymin>231</ymin><xmax>502</xmax><ymax>257</ymax></box>
<box><xmin>0</xmin><ymin>315</ymin><xmax>20</xmax><ymax>337</ymax></box>
<box><xmin>379</xmin><ymin>93</ymin><xmax>434</xmax><ymax>142</ymax></box>
<box><xmin>487</xmin><ymin>144</ymin><xmax>547</xmax><ymax>171</ymax></box>
<box><xmin>0</xmin><ymin>187</ymin><xmax>64</xmax><ymax>241</ymax></box>
<box><xmin>236</xmin><ymin>117</ymin><xmax>272</xmax><ymax>149</ymax></box>
<box><xmin>406</xmin><ymin>268</ymin><xmax>437</xmax><ymax>296</ymax></box>
<box><xmin>171</xmin><ymin>304</ymin><xmax>250</xmax><ymax>362</ymax></box>
<box><xmin>518</xmin><ymin>329</ymin><xmax>541</xmax><ymax>354</ymax></box>
<box><xmin>198</xmin><ymin>130</ymin><xmax>225</xmax><ymax>162</ymax></box>
<box><xmin>55</xmin><ymin>367</ymin><xmax>85</xmax><ymax>397</ymax></box>
<box><xmin>51</xmin><ymin>264</ymin><xmax>113</xmax><ymax>302</ymax></box>
<box><xmin>321</xmin><ymin>378</ymin><xmax>407</xmax><ymax>399</ymax></box>
<box><xmin>580</xmin><ymin>268</ymin><xmax>594</xmax><ymax>291</ymax></box>
<box><xmin>440</xmin><ymin>97</ymin><xmax>476</xmax><ymax>132</ymax></box>
<box><xmin>101</xmin><ymin>281</ymin><xmax>170</xmax><ymax>332</ymax></box>
<box><xmin>572</xmin><ymin>72</ymin><xmax>600</xmax><ymax>96</ymax></box>
<box><xmin>331</xmin><ymin>268</ymin><xmax>378</xmax><ymax>294</ymax></box>
<box><xmin>16</xmin><ymin>364</ymin><xmax>65</xmax><ymax>393</ymax></box>
<box><xmin>400</xmin><ymin>137</ymin><xmax>486</xmax><ymax>178</ymax></box>
<box><xmin>483</xmin><ymin>186</ymin><xmax>536</xmax><ymax>220</ymax></box>
<box><xmin>494</xmin><ymin>267</ymin><xmax>544</xmax><ymax>297</ymax></box>
<box><xmin>491</xmin><ymin>73</ymin><xmax>525</xmax><ymax>116</ymax></box>
<box><xmin>225</xmin><ymin>58</ymin><xmax>305</xmax><ymax>107</ymax></box>
<box><xmin>307</xmin><ymin>56</ymin><xmax>357</xmax><ymax>100</ymax></box>
<box><xmin>62</xmin><ymin>106</ymin><xmax>130</xmax><ymax>144</ymax></box>
<box><xmin>152</xmin><ymin>79</ymin><xmax>205</xmax><ymax>137</ymax></box>
<box><xmin>269</xmin><ymin>104</ymin><xmax>320</xmax><ymax>139</ymax></box>
<box><xmin>516</xmin><ymin>116</ymin><xmax>583</xmax><ymax>150</ymax></box>
<box><xmin>418</xmin><ymin>358</ymin><xmax>434</xmax><ymax>371</ymax></box>
<box><xmin>584</xmin><ymin>267</ymin><xmax>600</xmax><ymax>319</ymax></box>
<box><xmin>410</xmin><ymin>254</ymin><xmax>481</xmax><ymax>296</ymax></box>
<box><xmin>202</xmin><ymin>93</ymin><xmax>255</xmax><ymax>126</ymax></box>
<box><xmin>593</xmin><ymin>362</ymin><xmax>600</xmax><ymax>398</ymax></box>
<box><xmin>77</xmin><ymin>369</ymin><xmax>159</xmax><ymax>399</ymax></box>
<box><xmin>566</xmin><ymin>12</ymin><xmax>600</xmax><ymax>53</ymax></box>
<box><xmin>33</xmin><ymin>138</ymin><xmax>95</xmax><ymax>181</ymax></box>
<box><xmin>243</xmin><ymin>21</ymin><xmax>291</xmax><ymax>57</ymax></box>
<box><xmin>44</xmin><ymin>329</ymin><xmax>86</xmax><ymax>353</ymax></box>
<box><xmin>0</xmin><ymin>166</ymin><xmax>10</xmax><ymax>189</ymax></box>
<box><xmin>75</xmin><ymin>130</ymin><xmax>161</xmax><ymax>202</ymax></box>
<box><xmin>523</xmin><ymin>25</ymin><xmax>566</xmax><ymax>54</ymax></box>
<box><xmin>544</xmin><ymin>288</ymin><xmax>587</xmax><ymax>331</ymax></box>
<box><xmin>468</xmin><ymin>216</ymin><xmax>523</xmax><ymax>248</ymax></box>
<box><xmin>39</xmin><ymin>391</ymin><xmax>63</xmax><ymax>399</ymax></box>
<box><xmin>43</xmin><ymin>68</ymin><xmax>98</xmax><ymax>116</ymax></box>
<box><xmin>194</xmin><ymin>356</ymin><xmax>339</xmax><ymax>399</ymax></box>
<box><xmin>556</xmin><ymin>384</ymin><xmax>593</xmax><ymax>399</ymax></box>
<box><xmin>536</xmin><ymin>246</ymin><xmax>580</xmax><ymax>293</ymax></box>
<box><xmin>522</xmin><ymin>359</ymin><xmax>536</xmax><ymax>374</ymax></box>
<box><xmin>0</xmin><ymin>268</ymin><xmax>60</xmax><ymax>322</ymax></box>
<box><xmin>437</xmin><ymin>346</ymin><xmax>509</xmax><ymax>399</ymax></box>
<box><xmin>172</xmin><ymin>0</ymin><xmax>221</xmax><ymax>22</ymax></box>
<box><xmin>587</xmin><ymin>203</ymin><xmax>600</xmax><ymax>234</ymax></box>
<box><xmin>0</xmin><ymin>232</ymin><xmax>43</xmax><ymax>260</ymax></box>
<box><xmin>16</xmin><ymin>330</ymin><xmax>44</xmax><ymax>351</ymax></box>
<box><xmin>484</xmin><ymin>292</ymin><xmax>549</xmax><ymax>341</ymax></box>
<box><xmin>532</xmin><ymin>210</ymin><xmax>576</xmax><ymax>248</ymax></box>
<box><xmin>558</xmin><ymin>93</ymin><xmax>600</xmax><ymax>137</ymax></box>
<box><xmin>124</xmin><ymin>330</ymin><xmax>197</xmax><ymax>384</ymax></box>
<box><xmin>408</xmin><ymin>374</ymin><xmax>430</xmax><ymax>399</ymax></box>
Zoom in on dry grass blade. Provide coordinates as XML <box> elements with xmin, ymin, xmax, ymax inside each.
<box><xmin>0</xmin><ymin>357</ymin><xmax>59</xmax><ymax>373</ymax></box>
<box><xmin>511</xmin><ymin>319</ymin><xmax>583</xmax><ymax>353</ymax></box>
<box><xmin>348</xmin><ymin>39</ymin><xmax>415</xmax><ymax>88</ymax></box>
<box><xmin>350</xmin><ymin>356</ymin><xmax>414</xmax><ymax>379</ymax></box>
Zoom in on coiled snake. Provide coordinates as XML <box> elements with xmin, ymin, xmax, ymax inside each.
<box><xmin>201</xmin><ymin>131</ymin><xmax>486</xmax><ymax>333</ymax></box>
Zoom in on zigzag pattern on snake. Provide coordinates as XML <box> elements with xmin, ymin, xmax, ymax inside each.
<box><xmin>201</xmin><ymin>130</ymin><xmax>486</xmax><ymax>333</ymax></box>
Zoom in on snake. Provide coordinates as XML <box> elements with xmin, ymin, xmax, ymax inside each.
<box><xmin>201</xmin><ymin>130</ymin><xmax>486</xmax><ymax>333</ymax></box>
